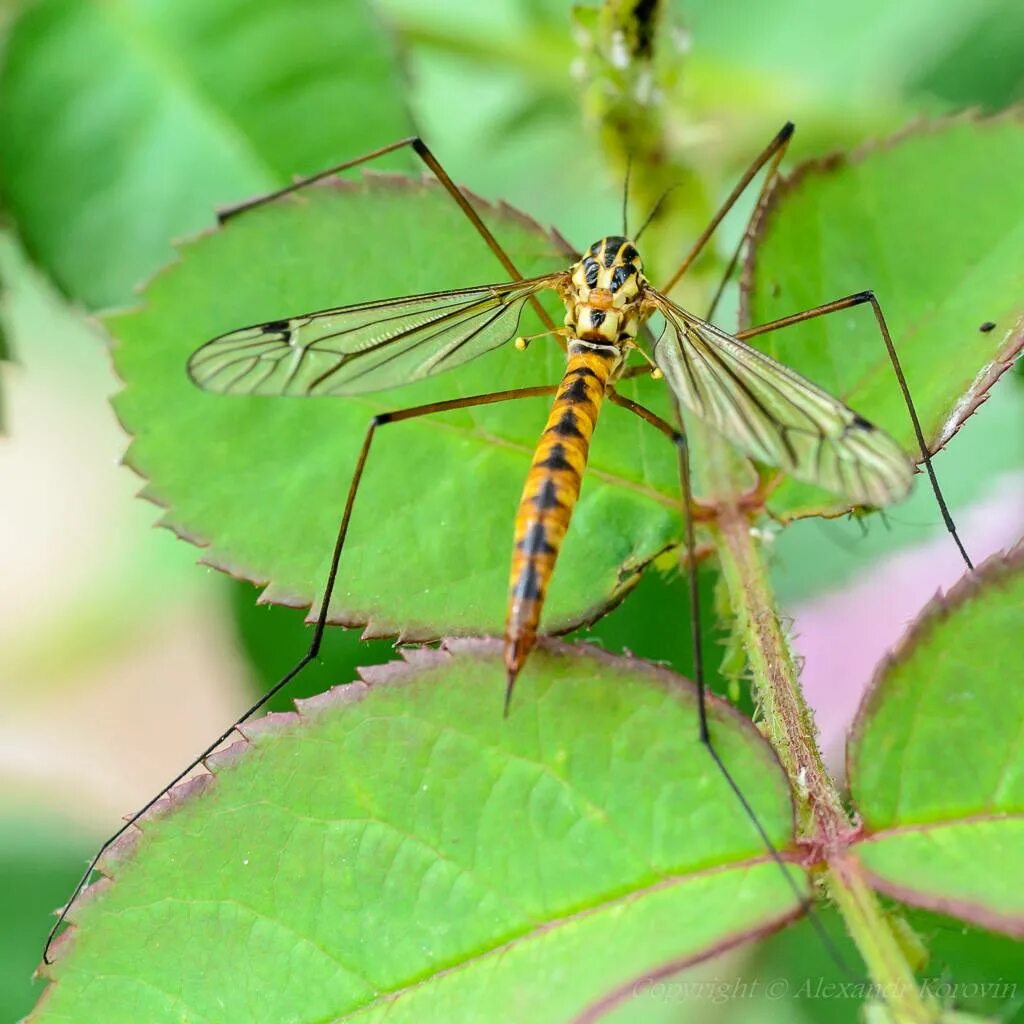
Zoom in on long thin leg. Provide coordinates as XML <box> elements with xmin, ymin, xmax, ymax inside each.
<box><xmin>217</xmin><ymin>136</ymin><xmax>557</xmax><ymax>335</ymax></box>
<box><xmin>702</xmin><ymin>136</ymin><xmax>792</xmax><ymax>324</ymax></box>
<box><xmin>43</xmin><ymin>384</ymin><xmax>557</xmax><ymax>965</ymax></box>
<box><xmin>607</xmin><ymin>389</ymin><xmax>850</xmax><ymax>970</ymax></box>
<box><xmin>737</xmin><ymin>291</ymin><xmax>973</xmax><ymax>569</ymax></box>
<box><xmin>660</xmin><ymin>122</ymin><xmax>794</xmax><ymax>296</ymax></box>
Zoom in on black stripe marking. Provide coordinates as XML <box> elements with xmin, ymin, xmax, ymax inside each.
<box><xmin>532</xmin><ymin>478</ymin><xmax>563</xmax><ymax>510</ymax></box>
<box><xmin>550</xmin><ymin>409</ymin><xmax>584</xmax><ymax>438</ymax></box>
<box><xmin>513</xmin><ymin>562</ymin><xmax>543</xmax><ymax>601</ymax></box>
<box><xmin>584</xmin><ymin>258</ymin><xmax>599</xmax><ymax>289</ymax></box>
<box><xmin>536</xmin><ymin>443</ymin><xmax>573</xmax><ymax>471</ymax></box>
<box><xmin>610</xmin><ymin>265</ymin><xmax>634</xmax><ymax>291</ymax></box>
<box><xmin>589</xmin><ymin>309</ymin><xmax>606</xmax><ymax>327</ymax></box>
<box><xmin>570</xmin><ymin>365</ymin><xmax>600</xmax><ymax>380</ymax></box>
<box><xmin>560</xmin><ymin>376</ymin><xmax>591</xmax><ymax>403</ymax></box>
<box><xmin>519</xmin><ymin>522</ymin><xmax>556</xmax><ymax>556</ymax></box>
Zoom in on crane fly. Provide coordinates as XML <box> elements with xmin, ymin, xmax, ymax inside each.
<box><xmin>189</xmin><ymin>237</ymin><xmax>915</xmax><ymax>701</ymax></box>
<box><xmin>43</xmin><ymin>125</ymin><xmax>973</xmax><ymax>965</ymax></box>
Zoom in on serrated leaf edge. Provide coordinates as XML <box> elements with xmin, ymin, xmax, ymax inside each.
<box><xmin>102</xmin><ymin>175</ymin><xmax>662</xmax><ymax>641</ymax></box>
<box><xmin>36</xmin><ymin>638</ymin><xmax>802</xmax><ymax>996</ymax></box>
<box><xmin>742</xmin><ymin>106</ymin><xmax>1024</xmax><ymax>465</ymax></box>
<box><xmin>844</xmin><ymin>541</ymin><xmax>1024</xmax><ymax>936</ymax></box>
<box><xmin>847</xmin><ymin>538</ymin><xmax>1024</xmax><ymax>781</ymax></box>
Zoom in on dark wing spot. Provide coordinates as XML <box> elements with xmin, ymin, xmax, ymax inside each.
<box><xmin>532</xmin><ymin>478</ymin><xmax>563</xmax><ymax>510</ymax></box>
<box><xmin>550</xmin><ymin>409</ymin><xmax>584</xmax><ymax>438</ymax></box>
<box><xmin>852</xmin><ymin>413</ymin><xmax>874</xmax><ymax>431</ymax></box>
<box><xmin>979</xmin><ymin>321</ymin><xmax>996</xmax><ymax>333</ymax></box>
<box><xmin>536</xmin><ymin>443</ymin><xmax>573</xmax><ymax>471</ymax></box>
<box><xmin>583</xmin><ymin>258</ymin><xmax>600</xmax><ymax>289</ymax></box>
<box><xmin>262</xmin><ymin>320</ymin><xmax>290</xmax><ymax>334</ymax></box>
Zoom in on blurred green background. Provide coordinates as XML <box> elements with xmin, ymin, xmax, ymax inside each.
<box><xmin>1</xmin><ymin>0</ymin><xmax>1022</xmax><ymax>1020</ymax></box>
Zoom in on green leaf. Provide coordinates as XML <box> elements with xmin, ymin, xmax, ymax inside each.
<box><xmin>847</xmin><ymin>545</ymin><xmax>1024</xmax><ymax>937</ymax></box>
<box><xmin>745</xmin><ymin>111</ymin><xmax>1024</xmax><ymax>520</ymax></box>
<box><xmin>232</xmin><ymin>561</ymin><xmax>739</xmax><ymax>718</ymax></box>
<box><xmin>229</xmin><ymin>579</ymin><xmax>399</xmax><ymax>712</ymax></box>
<box><xmin>35</xmin><ymin>642</ymin><xmax>806</xmax><ymax>1023</ymax></box>
<box><xmin>680</xmin><ymin>0</ymin><xmax>1024</xmax><ymax>111</ymax></box>
<box><xmin>109</xmin><ymin>177</ymin><xmax>681</xmax><ymax>640</ymax></box>
<box><xmin>0</xmin><ymin>0</ymin><xmax>408</xmax><ymax>307</ymax></box>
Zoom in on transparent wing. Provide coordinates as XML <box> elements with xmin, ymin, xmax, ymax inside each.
<box><xmin>188</xmin><ymin>273</ymin><xmax>565</xmax><ymax>397</ymax></box>
<box><xmin>648</xmin><ymin>291</ymin><xmax>914</xmax><ymax>506</ymax></box>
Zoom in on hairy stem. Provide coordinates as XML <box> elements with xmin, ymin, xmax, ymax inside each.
<box><xmin>712</xmin><ymin>502</ymin><xmax>844</xmax><ymax>834</ymax></box>
<box><xmin>710</xmin><ymin>478</ymin><xmax>939</xmax><ymax>1023</ymax></box>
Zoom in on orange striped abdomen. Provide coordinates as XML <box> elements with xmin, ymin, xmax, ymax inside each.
<box><xmin>505</xmin><ymin>345</ymin><xmax>619</xmax><ymax>690</ymax></box>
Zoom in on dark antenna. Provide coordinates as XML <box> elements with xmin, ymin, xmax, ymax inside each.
<box><xmin>622</xmin><ymin>154</ymin><xmax>633</xmax><ymax>237</ymax></box>
<box><xmin>634</xmin><ymin>183</ymin><xmax>682</xmax><ymax>243</ymax></box>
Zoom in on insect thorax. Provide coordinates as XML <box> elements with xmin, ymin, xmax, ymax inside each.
<box><xmin>564</xmin><ymin>236</ymin><xmax>646</xmax><ymax>347</ymax></box>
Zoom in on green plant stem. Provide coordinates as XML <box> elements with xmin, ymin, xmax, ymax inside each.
<box><xmin>710</xmin><ymin>481</ymin><xmax>940</xmax><ymax>1024</ymax></box>
<box><xmin>828</xmin><ymin>851</ymin><xmax>940</xmax><ymax>1024</ymax></box>
<box><xmin>711</xmin><ymin>501</ymin><xmax>843</xmax><ymax>831</ymax></box>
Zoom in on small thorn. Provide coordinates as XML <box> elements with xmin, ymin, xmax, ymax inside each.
<box><xmin>514</xmin><ymin>337</ymin><xmax>529</xmax><ymax>351</ymax></box>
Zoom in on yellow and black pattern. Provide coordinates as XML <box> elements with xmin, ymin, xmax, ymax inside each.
<box><xmin>504</xmin><ymin>343</ymin><xmax>620</xmax><ymax>689</ymax></box>
<box><xmin>189</xmin><ymin>227</ymin><xmax>916</xmax><ymax>700</ymax></box>
<box><xmin>565</xmin><ymin>236</ymin><xmax>645</xmax><ymax>346</ymax></box>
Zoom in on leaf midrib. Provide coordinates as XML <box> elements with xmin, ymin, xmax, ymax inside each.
<box><xmin>340</xmin><ymin>392</ymin><xmax>681</xmax><ymax>511</ymax></box>
<box><xmin>860</xmin><ymin>809</ymin><xmax>1024</xmax><ymax>840</ymax></box>
<box><xmin>339</xmin><ymin>853</ymin><xmax>797</xmax><ymax>1020</ymax></box>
